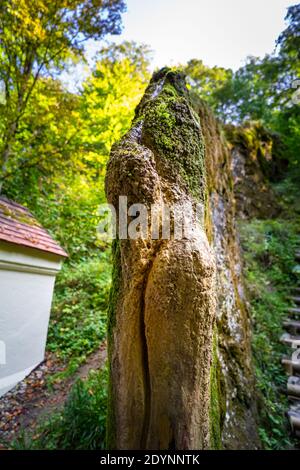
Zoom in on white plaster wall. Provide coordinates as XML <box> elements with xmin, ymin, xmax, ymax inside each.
<box><xmin>0</xmin><ymin>242</ymin><xmax>62</xmax><ymax>396</ymax></box>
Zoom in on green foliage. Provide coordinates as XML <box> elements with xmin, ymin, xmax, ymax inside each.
<box><xmin>240</xmin><ymin>216</ymin><xmax>299</xmax><ymax>449</ymax></box>
<box><xmin>10</xmin><ymin>367</ymin><xmax>108</xmax><ymax>450</ymax></box>
<box><xmin>3</xmin><ymin>41</ymin><xmax>150</xmax><ymax>261</ymax></box>
<box><xmin>79</xmin><ymin>41</ymin><xmax>150</xmax><ymax>175</ymax></box>
<box><xmin>0</xmin><ymin>0</ymin><xmax>126</xmax><ymax>189</ymax></box>
<box><xmin>274</xmin><ymin>175</ymin><xmax>300</xmax><ymax>216</ymax></box>
<box><xmin>184</xmin><ymin>59</ymin><xmax>233</xmax><ymax>116</ymax></box>
<box><xmin>34</xmin><ymin>178</ymin><xmax>106</xmax><ymax>260</ymax></box>
<box><xmin>277</xmin><ymin>4</ymin><xmax>300</xmax><ymax>67</ymax></box>
<box><xmin>271</xmin><ymin>106</ymin><xmax>300</xmax><ymax>167</ymax></box>
<box><xmin>209</xmin><ymin>330</ymin><xmax>224</xmax><ymax>450</ymax></box>
<box><xmin>2</xmin><ymin>78</ymin><xmax>83</xmax><ymax>204</ymax></box>
<box><xmin>47</xmin><ymin>253</ymin><xmax>111</xmax><ymax>364</ymax></box>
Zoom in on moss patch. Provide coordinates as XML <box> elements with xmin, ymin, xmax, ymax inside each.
<box><xmin>225</xmin><ymin>122</ymin><xmax>287</xmax><ymax>182</ymax></box>
<box><xmin>0</xmin><ymin>201</ymin><xmax>39</xmax><ymax>227</ymax></box>
<box><xmin>135</xmin><ymin>68</ymin><xmax>206</xmax><ymax>201</ymax></box>
<box><xmin>209</xmin><ymin>329</ymin><xmax>225</xmax><ymax>449</ymax></box>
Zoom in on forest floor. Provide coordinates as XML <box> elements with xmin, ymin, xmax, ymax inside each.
<box><xmin>0</xmin><ymin>341</ymin><xmax>107</xmax><ymax>449</ymax></box>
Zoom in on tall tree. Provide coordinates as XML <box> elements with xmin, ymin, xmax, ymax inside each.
<box><xmin>0</xmin><ymin>0</ymin><xmax>126</xmax><ymax>191</ymax></box>
<box><xmin>2</xmin><ymin>77</ymin><xmax>82</xmax><ymax>197</ymax></box>
<box><xmin>185</xmin><ymin>4</ymin><xmax>300</xmax><ymax>166</ymax></box>
<box><xmin>184</xmin><ymin>59</ymin><xmax>233</xmax><ymax>119</ymax></box>
<box><xmin>277</xmin><ymin>3</ymin><xmax>300</xmax><ymax>66</ymax></box>
<box><xmin>186</xmin><ymin>4</ymin><xmax>300</xmax><ymax>125</ymax></box>
<box><xmin>80</xmin><ymin>42</ymin><xmax>151</xmax><ymax>176</ymax></box>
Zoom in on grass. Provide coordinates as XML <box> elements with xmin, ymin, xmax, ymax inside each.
<box><xmin>239</xmin><ymin>204</ymin><xmax>300</xmax><ymax>449</ymax></box>
<box><xmin>9</xmin><ymin>367</ymin><xmax>108</xmax><ymax>450</ymax></box>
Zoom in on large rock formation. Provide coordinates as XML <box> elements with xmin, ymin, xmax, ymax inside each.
<box><xmin>106</xmin><ymin>69</ymin><xmax>216</xmax><ymax>449</ymax></box>
<box><xmin>105</xmin><ymin>68</ymin><xmax>260</xmax><ymax>449</ymax></box>
<box><xmin>225</xmin><ymin>123</ymin><xmax>283</xmax><ymax>219</ymax></box>
<box><xmin>193</xmin><ymin>100</ymin><xmax>261</xmax><ymax>449</ymax></box>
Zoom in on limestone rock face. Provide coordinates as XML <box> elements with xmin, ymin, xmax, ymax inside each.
<box><xmin>193</xmin><ymin>99</ymin><xmax>261</xmax><ymax>449</ymax></box>
<box><xmin>105</xmin><ymin>69</ymin><xmax>216</xmax><ymax>450</ymax></box>
<box><xmin>225</xmin><ymin>123</ymin><xmax>282</xmax><ymax>219</ymax></box>
<box><xmin>105</xmin><ymin>69</ymin><xmax>261</xmax><ymax>450</ymax></box>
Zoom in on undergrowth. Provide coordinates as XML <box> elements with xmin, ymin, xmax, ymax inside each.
<box><xmin>239</xmin><ymin>183</ymin><xmax>300</xmax><ymax>449</ymax></box>
<box><xmin>9</xmin><ymin>367</ymin><xmax>108</xmax><ymax>450</ymax></box>
<box><xmin>47</xmin><ymin>251</ymin><xmax>111</xmax><ymax>379</ymax></box>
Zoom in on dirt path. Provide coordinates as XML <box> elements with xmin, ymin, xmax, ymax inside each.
<box><xmin>0</xmin><ymin>341</ymin><xmax>107</xmax><ymax>447</ymax></box>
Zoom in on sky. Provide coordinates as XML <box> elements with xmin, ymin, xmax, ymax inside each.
<box><xmin>109</xmin><ymin>0</ymin><xmax>296</xmax><ymax>71</ymax></box>
<box><xmin>64</xmin><ymin>0</ymin><xmax>296</xmax><ymax>89</ymax></box>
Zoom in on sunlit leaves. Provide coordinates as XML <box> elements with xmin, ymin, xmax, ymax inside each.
<box><xmin>4</xmin><ymin>41</ymin><xmax>151</xmax><ymax>262</ymax></box>
<box><xmin>79</xmin><ymin>42</ymin><xmax>150</xmax><ymax>173</ymax></box>
<box><xmin>0</xmin><ymin>0</ymin><xmax>126</xmax><ymax>184</ymax></box>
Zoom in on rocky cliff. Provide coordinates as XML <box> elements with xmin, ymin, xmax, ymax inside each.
<box><xmin>105</xmin><ymin>68</ymin><xmax>261</xmax><ymax>449</ymax></box>
<box><xmin>225</xmin><ymin>123</ymin><xmax>284</xmax><ymax>219</ymax></box>
<box><xmin>193</xmin><ymin>99</ymin><xmax>261</xmax><ymax>449</ymax></box>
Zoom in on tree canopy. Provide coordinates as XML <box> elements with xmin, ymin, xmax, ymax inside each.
<box><xmin>0</xmin><ymin>0</ymin><xmax>126</xmax><ymax>190</ymax></box>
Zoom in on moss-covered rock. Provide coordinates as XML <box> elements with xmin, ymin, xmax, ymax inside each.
<box><xmin>135</xmin><ymin>68</ymin><xmax>206</xmax><ymax>201</ymax></box>
<box><xmin>105</xmin><ymin>68</ymin><xmax>216</xmax><ymax>450</ymax></box>
<box><xmin>196</xmin><ymin>99</ymin><xmax>261</xmax><ymax>449</ymax></box>
<box><xmin>105</xmin><ymin>68</ymin><xmax>261</xmax><ymax>451</ymax></box>
<box><xmin>225</xmin><ymin>122</ymin><xmax>284</xmax><ymax>219</ymax></box>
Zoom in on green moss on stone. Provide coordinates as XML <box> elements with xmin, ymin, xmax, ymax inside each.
<box><xmin>225</xmin><ymin>121</ymin><xmax>285</xmax><ymax>180</ymax></box>
<box><xmin>209</xmin><ymin>329</ymin><xmax>226</xmax><ymax>450</ymax></box>
<box><xmin>135</xmin><ymin>68</ymin><xmax>206</xmax><ymax>201</ymax></box>
<box><xmin>0</xmin><ymin>201</ymin><xmax>39</xmax><ymax>227</ymax></box>
<box><xmin>105</xmin><ymin>69</ymin><xmax>210</xmax><ymax>448</ymax></box>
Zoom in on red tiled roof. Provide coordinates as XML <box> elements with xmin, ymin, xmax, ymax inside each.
<box><xmin>0</xmin><ymin>197</ymin><xmax>68</xmax><ymax>258</ymax></box>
